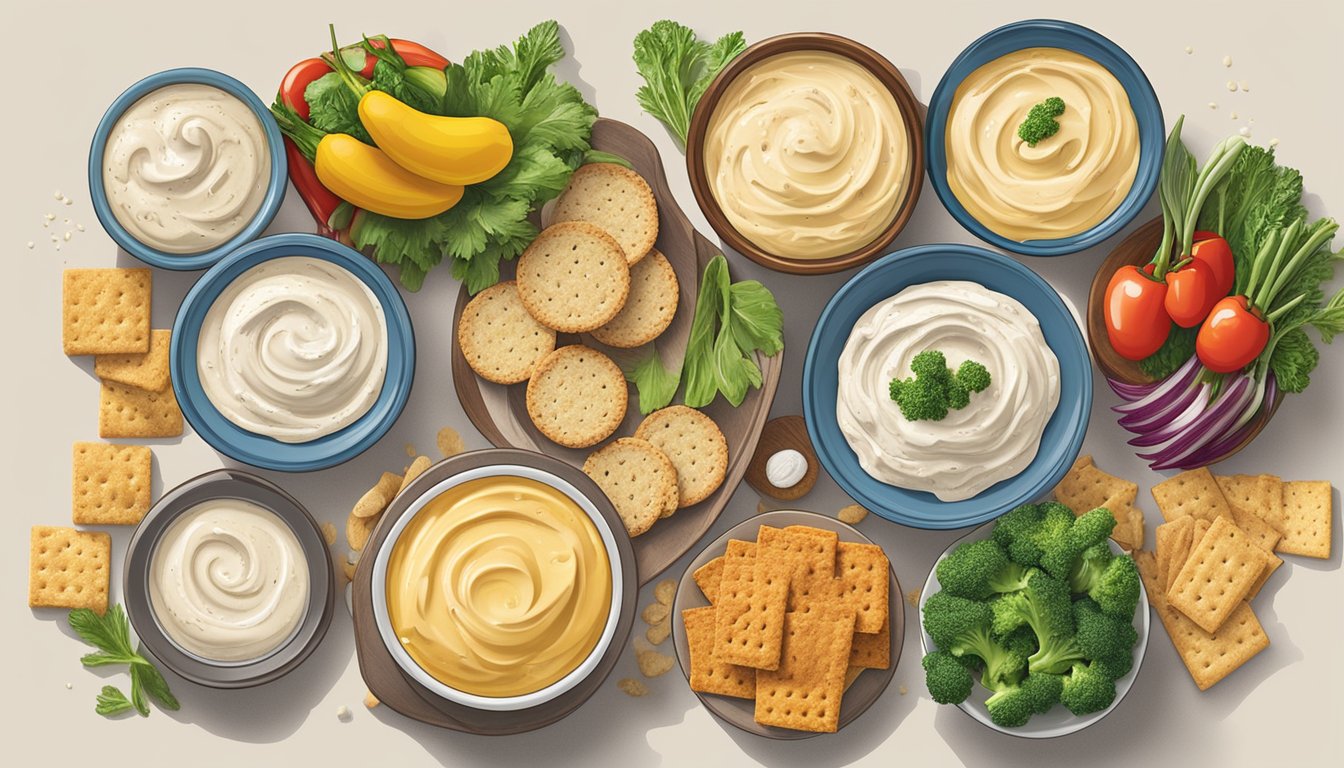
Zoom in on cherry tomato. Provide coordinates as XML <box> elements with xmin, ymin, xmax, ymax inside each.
<box><xmin>355</xmin><ymin>38</ymin><xmax>451</xmax><ymax>77</ymax></box>
<box><xmin>1190</xmin><ymin>232</ymin><xmax>1235</xmax><ymax>297</ymax></box>
<box><xmin>1105</xmin><ymin>264</ymin><xmax>1172</xmax><ymax>360</ymax></box>
<box><xmin>1196</xmin><ymin>296</ymin><xmax>1269</xmax><ymax>373</ymax></box>
<box><xmin>279</xmin><ymin>57</ymin><xmax>332</xmax><ymax>121</ymax></box>
<box><xmin>1164</xmin><ymin>261</ymin><xmax>1220</xmax><ymax>328</ymax></box>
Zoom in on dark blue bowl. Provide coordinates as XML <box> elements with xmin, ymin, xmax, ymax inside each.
<box><xmin>925</xmin><ymin>19</ymin><xmax>1163</xmax><ymax>256</ymax></box>
<box><xmin>171</xmin><ymin>234</ymin><xmax>415</xmax><ymax>472</ymax></box>
<box><xmin>802</xmin><ymin>244</ymin><xmax>1091</xmax><ymax>529</ymax></box>
<box><xmin>89</xmin><ymin>67</ymin><xmax>287</xmax><ymax>271</ymax></box>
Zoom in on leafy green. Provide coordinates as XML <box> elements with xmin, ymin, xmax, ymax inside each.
<box><xmin>1270</xmin><ymin>327</ymin><xmax>1319</xmax><ymax>393</ymax></box>
<box><xmin>68</xmin><ymin>605</ymin><xmax>178</xmax><ymax>718</ymax></box>
<box><xmin>683</xmin><ymin>255</ymin><xmax>729</xmax><ymax>408</ymax></box>
<box><xmin>615</xmin><ymin>344</ymin><xmax>682</xmax><ymax>415</ymax></box>
<box><xmin>1198</xmin><ymin>144</ymin><xmax>1306</xmax><ymax>289</ymax></box>
<box><xmin>679</xmin><ymin>254</ymin><xmax>784</xmax><ymax>408</ymax></box>
<box><xmin>1139</xmin><ymin>325</ymin><xmax>1197</xmax><ymax>379</ymax></box>
<box><xmin>728</xmin><ymin>281</ymin><xmax>784</xmax><ymax>356</ymax></box>
<box><xmin>633</xmin><ymin>20</ymin><xmax>746</xmax><ymax>149</ymax></box>
<box><xmin>582</xmin><ymin>150</ymin><xmax>633</xmax><ymax>169</ymax></box>
<box><xmin>304</xmin><ymin>72</ymin><xmax>372</xmax><ymax>144</ymax></box>
<box><xmin>369</xmin><ymin>59</ymin><xmax>440</xmax><ymax>114</ymax></box>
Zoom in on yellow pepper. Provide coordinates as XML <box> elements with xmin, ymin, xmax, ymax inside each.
<box><xmin>314</xmin><ymin>134</ymin><xmax>464</xmax><ymax>220</ymax></box>
<box><xmin>358</xmin><ymin>91</ymin><xmax>513</xmax><ymax>186</ymax></box>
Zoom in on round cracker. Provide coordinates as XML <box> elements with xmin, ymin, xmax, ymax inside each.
<box><xmin>635</xmin><ymin>405</ymin><xmax>729</xmax><ymax>508</ymax></box>
<box><xmin>552</xmin><ymin>163</ymin><xmax>659</xmax><ymax>265</ymax></box>
<box><xmin>583</xmin><ymin>437</ymin><xmax>678</xmax><ymax>537</ymax></box>
<box><xmin>589</xmin><ymin>248</ymin><xmax>679</xmax><ymax>349</ymax></box>
<box><xmin>526</xmin><ymin>345</ymin><xmax>628</xmax><ymax>448</ymax></box>
<box><xmin>457</xmin><ymin>281</ymin><xmax>557</xmax><ymax>384</ymax></box>
<box><xmin>516</xmin><ymin>222</ymin><xmax>630</xmax><ymax>333</ymax></box>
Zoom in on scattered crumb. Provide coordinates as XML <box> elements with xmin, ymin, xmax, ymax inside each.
<box><xmin>1208</xmin><ymin>102</ymin><xmax>1217</xmax><ymax>110</ymax></box>
<box><xmin>1184</xmin><ymin>45</ymin><xmax>1194</xmax><ymax>54</ymax></box>
<box><xmin>1269</xmin><ymin>138</ymin><xmax>1280</xmax><ymax>148</ymax></box>
<box><xmin>635</xmin><ymin>643</ymin><xmax>675</xmax><ymax>678</ymax></box>
<box><xmin>44</xmin><ymin>212</ymin><xmax>55</xmax><ymax>221</ymax></box>
<box><xmin>404</xmin><ymin>443</ymin><xmax>416</xmax><ymax>457</ymax></box>
<box><xmin>26</xmin><ymin>241</ymin><xmax>33</xmax><ymax>249</ymax></box>
<box><xmin>906</xmin><ymin>588</ymin><xmax>922</xmax><ymax>607</ymax></box>
<box><xmin>898</xmin><ymin>685</ymin><xmax>909</xmax><ymax>696</ymax></box>
<box><xmin>42</xmin><ymin>220</ymin><xmax>49</xmax><ymax>228</ymax></box>
<box><xmin>53</xmin><ymin>190</ymin><xmax>62</xmax><ymax>199</ymax></box>
<box><xmin>1230</xmin><ymin>112</ymin><xmax>1239</xmax><ymax>120</ymax></box>
<box><xmin>321</xmin><ymin>522</ymin><xmax>337</xmax><ymax>546</ymax></box>
<box><xmin>1226</xmin><ymin>80</ymin><xmax>1237</xmax><ymax>92</ymax></box>
<box><xmin>363</xmin><ymin>691</ymin><xmax>380</xmax><ymax>709</ymax></box>
<box><xmin>654</xmin><ymin>578</ymin><xmax>676</xmax><ymax>606</ymax></box>
<box><xmin>838</xmin><ymin>504</ymin><xmax>870</xmax><ymax>525</ymax></box>
<box><xmin>63</xmin><ymin>198</ymin><xmax>72</xmax><ymax>206</ymax></box>
<box><xmin>1239</xmin><ymin>81</ymin><xmax>1250</xmax><ymax>92</ymax></box>
<box><xmin>1239</xmin><ymin>127</ymin><xmax>1251</xmax><ymax>137</ymax></box>
<box><xmin>65</xmin><ymin>683</ymin><xmax>72</xmax><ymax>690</ymax></box>
<box><xmin>646</xmin><ymin>620</ymin><xmax>671</xmax><ymax>645</ymax></box>
<box><xmin>1223</xmin><ymin>55</ymin><xmax>1233</xmax><ymax>67</ymax></box>
<box><xmin>77</xmin><ymin>224</ymin><xmax>85</xmax><ymax>232</ymax></box>
<box><xmin>437</xmin><ymin>426</ymin><xmax>464</xmax><ymax>458</ymax></box>
<box><xmin>641</xmin><ymin>602</ymin><xmax>670</xmax><ymax>625</ymax></box>
<box><xmin>618</xmin><ymin>678</ymin><xmax>649</xmax><ymax>697</ymax></box>
<box><xmin>336</xmin><ymin>705</ymin><xmax>352</xmax><ymax>721</ymax></box>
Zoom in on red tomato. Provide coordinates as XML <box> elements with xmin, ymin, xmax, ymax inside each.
<box><xmin>1196</xmin><ymin>296</ymin><xmax>1269</xmax><ymax>373</ymax></box>
<box><xmin>279</xmin><ymin>57</ymin><xmax>332</xmax><ymax>121</ymax></box>
<box><xmin>1164</xmin><ymin>261</ymin><xmax>1220</xmax><ymax>328</ymax></box>
<box><xmin>358</xmin><ymin>38</ymin><xmax>450</xmax><ymax>77</ymax></box>
<box><xmin>1190</xmin><ymin>233</ymin><xmax>1235</xmax><ymax>297</ymax></box>
<box><xmin>1105</xmin><ymin>265</ymin><xmax>1173</xmax><ymax>360</ymax></box>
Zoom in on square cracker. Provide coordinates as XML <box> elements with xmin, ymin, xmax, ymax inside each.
<box><xmin>848</xmin><ymin>616</ymin><xmax>890</xmax><ymax>670</ymax></box>
<box><xmin>28</xmin><ymin>525</ymin><xmax>111</xmax><ymax>613</ymax></box>
<box><xmin>1054</xmin><ymin>458</ymin><xmax>1143</xmax><ymax>549</ymax></box>
<box><xmin>1108</xmin><ymin>502</ymin><xmax>1145</xmax><ymax>552</ymax></box>
<box><xmin>1136</xmin><ymin>549</ymin><xmax>1269</xmax><ymax>691</ymax></box>
<box><xmin>693</xmin><ymin>556</ymin><xmax>725</xmax><ymax>605</ymax></box>
<box><xmin>95</xmin><ymin>329</ymin><xmax>171</xmax><ymax>392</ymax></box>
<box><xmin>1167</xmin><ymin>517</ymin><xmax>1265</xmax><ymax>633</ymax></box>
<box><xmin>1155</xmin><ymin>517</ymin><xmax>1194</xmax><ymax>592</ymax></box>
<box><xmin>1245</xmin><ymin>549</ymin><xmax>1282</xmax><ymax>601</ymax></box>
<box><xmin>99</xmin><ymin>380</ymin><xmax>183</xmax><ymax>438</ymax></box>
<box><xmin>754</xmin><ymin>607</ymin><xmax>856</xmax><ymax>733</ymax></box>
<box><xmin>1215</xmin><ymin>474</ymin><xmax>1286</xmax><ymax>533</ymax></box>
<box><xmin>72</xmin><ymin>442</ymin><xmax>152</xmax><ymax>525</ymax></box>
<box><xmin>833</xmin><ymin>541</ymin><xmax>890</xmax><ymax>634</ymax></box>
<box><xmin>1276</xmin><ymin>481</ymin><xmax>1333</xmax><ymax>559</ymax></box>
<box><xmin>713</xmin><ymin>540</ymin><xmax>789</xmax><ymax>670</ymax></box>
<box><xmin>758</xmin><ymin>525</ymin><xmax>838</xmax><ymax>610</ymax></box>
<box><xmin>62</xmin><ymin>268</ymin><xmax>151</xmax><ymax>355</ymax></box>
<box><xmin>683</xmin><ymin>606</ymin><xmax>755</xmax><ymax>699</ymax></box>
<box><xmin>1152</xmin><ymin>468</ymin><xmax>1233</xmax><ymax>524</ymax></box>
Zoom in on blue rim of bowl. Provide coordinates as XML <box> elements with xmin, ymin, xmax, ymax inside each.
<box><xmin>802</xmin><ymin>243</ymin><xmax>1092</xmax><ymax>529</ymax></box>
<box><xmin>924</xmin><ymin>19</ymin><xmax>1164</xmax><ymax>257</ymax></box>
<box><xmin>88</xmin><ymin>67</ymin><xmax>288</xmax><ymax>271</ymax></box>
<box><xmin>170</xmin><ymin>233</ymin><xmax>415</xmax><ymax>472</ymax></box>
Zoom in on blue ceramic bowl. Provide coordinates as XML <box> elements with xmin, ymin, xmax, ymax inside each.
<box><xmin>802</xmin><ymin>244</ymin><xmax>1091</xmax><ymax>529</ymax></box>
<box><xmin>925</xmin><ymin>20</ymin><xmax>1163</xmax><ymax>256</ymax></box>
<box><xmin>89</xmin><ymin>67</ymin><xmax>288</xmax><ymax>271</ymax></box>
<box><xmin>171</xmin><ymin>234</ymin><xmax>415</xmax><ymax>472</ymax></box>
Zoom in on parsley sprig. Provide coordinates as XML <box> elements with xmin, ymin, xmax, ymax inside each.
<box><xmin>69</xmin><ymin>605</ymin><xmax>179</xmax><ymax>718</ymax></box>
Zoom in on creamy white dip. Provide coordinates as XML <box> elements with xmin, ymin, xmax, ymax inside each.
<box><xmin>149</xmin><ymin>498</ymin><xmax>309</xmax><ymax>662</ymax></box>
<box><xmin>102</xmin><ymin>83</ymin><xmax>271</xmax><ymax>254</ymax></box>
<box><xmin>197</xmin><ymin>256</ymin><xmax>388</xmax><ymax>443</ymax></box>
<box><xmin>836</xmin><ymin>280</ymin><xmax>1060</xmax><ymax>501</ymax></box>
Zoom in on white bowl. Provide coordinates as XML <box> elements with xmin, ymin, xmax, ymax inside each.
<box><xmin>370</xmin><ymin>464</ymin><xmax>624</xmax><ymax>712</ymax></box>
<box><xmin>917</xmin><ymin>520</ymin><xmax>1149</xmax><ymax>738</ymax></box>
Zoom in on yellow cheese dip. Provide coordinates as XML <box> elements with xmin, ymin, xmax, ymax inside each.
<box><xmin>703</xmin><ymin>50</ymin><xmax>910</xmax><ymax>259</ymax></box>
<box><xmin>945</xmin><ymin>47</ymin><xmax>1139</xmax><ymax>241</ymax></box>
<box><xmin>384</xmin><ymin>476</ymin><xmax>611</xmax><ymax>698</ymax></box>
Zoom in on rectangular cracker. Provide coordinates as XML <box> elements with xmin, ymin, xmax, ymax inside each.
<box><xmin>844</xmin><ymin>665</ymin><xmax>865</xmax><ymax>692</ymax></box>
<box><xmin>1137</xmin><ymin>548</ymin><xmax>1269</xmax><ymax>691</ymax></box>
<box><xmin>1151</xmin><ymin>467</ymin><xmax>1233</xmax><ymax>523</ymax></box>
<box><xmin>72</xmin><ymin>442</ymin><xmax>152</xmax><ymax>525</ymax></box>
<box><xmin>28</xmin><ymin>525</ymin><xmax>111</xmax><ymax>613</ymax></box>
<box><xmin>1054</xmin><ymin>458</ymin><xmax>1144</xmax><ymax>549</ymax></box>
<box><xmin>99</xmin><ymin>380</ymin><xmax>183</xmax><ymax>438</ymax></box>
<box><xmin>693</xmin><ymin>556</ymin><xmax>726</xmax><ymax>605</ymax></box>
<box><xmin>848</xmin><ymin>616</ymin><xmax>891</xmax><ymax>670</ymax></box>
<box><xmin>713</xmin><ymin>540</ymin><xmax>789</xmax><ymax>669</ymax></box>
<box><xmin>1276</xmin><ymin>480</ymin><xmax>1333</xmax><ymax>559</ymax></box>
<box><xmin>683</xmin><ymin>606</ymin><xmax>755</xmax><ymax>699</ymax></box>
<box><xmin>754</xmin><ymin>607</ymin><xmax>856</xmax><ymax>733</ymax></box>
<box><xmin>1166</xmin><ymin>516</ymin><xmax>1265</xmax><ymax>633</ymax></box>
<box><xmin>1245</xmin><ymin>549</ymin><xmax>1282</xmax><ymax>601</ymax></box>
<box><xmin>1109</xmin><ymin>502</ymin><xmax>1145</xmax><ymax>552</ymax></box>
<box><xmin>1155</xmin><ymin>517</ymin><xmax>1194</xmax><ymax>592</ymax></box>
<box><xmin>62</xmin><ymin>268</ymin><xmax>151</xmax><ymax>355</ymax></box>
<box><xmin>95</xmin><ymin>329</ymin><xmax>171</xmax><ymax>392</ymax></box>
<box><xmin>757</xmin><ymin>525</ymin><xmax>838</xmax><ymax>610</ymax></box>
<box><xmin>834</xmin><ymin>540</ymin><xmax>890</xmax><ymax>634</ymax></box>
<box><xmin>1215</xmin><ymin>474</ymin><xmax>1286</xmax><ymax>534</ymax></box>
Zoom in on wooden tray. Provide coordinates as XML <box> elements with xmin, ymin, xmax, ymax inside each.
<box><xmin>670</xmin><ymin>510</ymin><xmax>903</xmax><ymax>739</ymax></box>
<box><xmin>451</xmin><ymin>117</ymin><xmax>784</xmax><ymax>585</ymax></box>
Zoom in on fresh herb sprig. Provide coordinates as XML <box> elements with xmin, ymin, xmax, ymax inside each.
<box><xmin>1017</xmin><ymin>97</ymin><xmax>1065</xmax><ymax>147</ymax></box>
<box><xmin>632</xmin><ymin>20</ymin><xmax>746</xmax><ymax>149</ymax></box>
<box><xmin>889</xmin><ymin>350</ymin><xmax>991</xmax><ymax>422</ymax></box>
<box><xmin>69</xmin><ymin>605</ymin><xmax>179</xmax><ymax>718</ymax></box>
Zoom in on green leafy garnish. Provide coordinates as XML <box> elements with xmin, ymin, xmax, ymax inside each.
<box><xmin>889</xmin><ymin>350</ymin><xmax>991</xmax><ymax>421</ymax></box>
<box><xmin>1017</xmin><ymin>97</ymin><xmax>1065</xmax><ymax>147</ymax></box>
<box><xmin>614</xmin><ymin>343</ymin><xmax>683</xmax><ymax>415</ymax></box>
<box><xmin>68</xmin><ymin>605</ymin><xmax>179</xmax><ymax>718</ymax></box>
<box><xmin>632</xmin><ymin>20</ymin><xmax>746</xmax><ymax>149</ymax></box>
<box><xmin>1139</xmin><ymin>325</ymin><xmax>1197</xmax><ymax>379</ymax></box>
<box><xmin>582</xmin><ymin>150</ymin><xmax>634</xmax><ymax>169</ymax></box>
<box><xmin>304</xmin><ymin>72</ymin><xmax>372</xmax><ymax>144</ymax></box>
<box><xmin>683</xmin><ymin>255</ymin><xmax>783</xmax><ymax>408</ymax></box>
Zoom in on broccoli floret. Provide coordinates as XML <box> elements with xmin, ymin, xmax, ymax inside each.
<box><xmin>985</xmin><ymin>671</ymin><xmax>1064</xmax><ymax>728</ymax></box>
<box><xmin>935</xmin><ymin>539</ymin><xmax>1035</xmax><ymax>601</ymax></box>
<box><xmin>911</xmin><ymin>349</ymin><xmax>949</xmax><ymax>380</ymax></box>
<box><xmin>888</xmin><ymin>377</ymin><xmax>904</xmax><ymax>402</ymax></box>
<box><xmin>946</xmin><ymin>378</ymin><xmax>971</xmax><ymax>410</ymax></box>
<box><xmin>1073</xmin><ymin>599</ymin><xmax>1138</xmax><ymax>678</ymax></box>
<box><xmin>1068</xmin><ymin>541</ymin><xmax>1113</xmax><ymax>593</ymax></box>
<box><xmin>1092</xmin><ymin>555</ymin><xmax>1142</xmax><ymax>619</ymax></box>
<box><xmin>992</xmin><ymin>503</ymin><xmax>1048</xmax><ymax>567</ymax></box>
<box><xmin>1060</xmin><ymin>660</ymin><xmax>1118</xmax><ymax>716</ymax></box>
<box><xmin>955</xmin><ymin>359</ymin><xmax>992</xmax><ymax>393</ymax></box>
<box><xmin>999</xmin><ymin>624</ymin><xmax>1039</xmax><ymax>657</ymax></box>
<box><xmin>922</xmin><ymin>592</ymin><xmax>1027</xmax><ymax>692</ymax></box>
<box><xmin>922</xmin><ymin>650</ymin><xmax>975</xmax><ymax>704</ymax></box>
<box><xmin>895</xmin><ymin>376</ymin><xmax>950</xmax><ymax>421</ymax></box>
<box><xmin>1017</xmin><ymin>96</ymin><xmax>1065</xmax><ymax>147</ymax></box>
<box><xmin>991</xmin><ymin>572</ymin><xmax>1084</xmax><ymax>675</ymax></box>
<box><xmin>1039</xmin><ymin>507</ymin><xmax>1118</xmax><ymax>580</ymax></box>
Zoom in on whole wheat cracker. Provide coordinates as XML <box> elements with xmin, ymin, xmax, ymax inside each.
<box><xmin>94</xmin><ymin>328</ymin><xmax>171</xmax><ymax>391</ymax></box>
<box><xmin>635</xmin><ymin>405</ymin><xmax>728</xmax><ymax>508</ymax></box>
<box><xmin>683</xmin><ymin>606</ymin><xmax>755</xmax><ymax>699</ymax></box>
<box><xmin>1167</xmin><ymin>516</ymin><xmax>1266</xmax><ymax>633</ymax></box>
<box><xmin>754</xmin><ymin>607</ymin><xmax>856</xmax><ymax>733</ymax></box>
<box><xmin>834</xmin><ymin>540</ymin><xmax>890</xmax><ymax>634</ymax></box>
<box><xmin>1151</xmin><ymin>467</ymin><xmax>1233</xmax><ymax>523</ymax></box>
<box><xmin>457</xmin><ymin>281</ymin><xmax>556</xmax><ymax>384</ymax></box>
<box><xmin>713</xmin><ymin>540</ymin><xmax>789</xmax><ymax>670</ymax></box>
<box><xmin>98</xmin><ymin>380</ymin><xmax>183</xmax><ymax>438</ymax></box>
<box><xmin>29</xmin><ymin>526</ymin><xmax>111</xmax><ymax>613</ymax></box>
<box><xmin>693</xmin><ymin>556</ymin><xmax>726</xmax><ymax>604</ymax></box>
<box><xmin>516</xmin><ymin>221</ymin><xmax>630</xmax><ymax>333</ymax></box>
<box><xmin>583</xmin><ymin>437</ymin><xmax>678</xmax><ymax>537</ymax></box>
<box><xmin>62</xmin><ymin>268</ymin><xmax>151</xmax><ymax>356</ymax></box>
<box><xmin>552</xmin><ymin>162</ymin><xmax>659</xmax><ymax>266</ymax></box>
<box><xmin>71</xmin><ymin>442</ymin><xmax>152</xmax><ymax>526</ymax></box>
<box><xmin>589</xmin><ymin>248</ymin><xmax>679</xmax><ymax>348</ymax></box>
<box><xmin>527</xmin><ymin>345</ymin><xmax>627</xmax><ymax>448</ymax></box>
<box><xmin>1276</xmin><ymin>480</ymin><xmax>1333</xmax><ymax>559</ymax></box>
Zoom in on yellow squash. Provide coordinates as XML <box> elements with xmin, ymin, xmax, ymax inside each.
<box><xmin>314</xmin><ymin>134</ymin><xmax>464</xmax><ymax>219</ymax></box>
<box><xmin>358</xmin><ymin>90</ymin><xmax>513</xmax><ymax>186</ymax></box>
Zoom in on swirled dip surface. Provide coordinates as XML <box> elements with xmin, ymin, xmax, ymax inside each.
<box><xmin>703</xmin><ymin>50</ymin><xmax>910</xmax><ymax>259</ymax></box>
<box><xmin>149</xmin><ymin>498</ymin><xmax>309</xmax><ymax>661</ymax></box>
<box><xmin>102</xmin><ymin>83</ymin><xmax>270</xmax><ymax>254</ymax></box>
<box><xmin>197</xmin><ymin>256</ymin><xmax>388</xmax><ymax>443</ymax></box>
<box><xmin>836</xmin><ymin>280</ymin><xmax>1061</xmax><ymax>501</ymax></box>
<box><xmin>385</xmin><ymin>476</ymin><xmax>612</xmax><ymax>698</ymax></box>
<box><xmin>945</xmin><ymin>47</ymin><xmax>1139</xmax><ymax>242</ymax></box>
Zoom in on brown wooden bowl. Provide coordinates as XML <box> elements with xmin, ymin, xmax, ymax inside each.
<box><xmin>685</xmin><ymin>33</ymin><xmax>925</xmax><ymax>275</ymax></box>
<box><xmin>1087</xmin><ymin>216</ymin><xmax>1282</xmax><ymax>463</ymax></box>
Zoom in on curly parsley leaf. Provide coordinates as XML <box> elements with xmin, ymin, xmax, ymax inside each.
<box><xmin>95</xmin><ymin>686</ymin><xmax>134</xmax><ymax>717</ymax></box>
<box><xmin>633</xmin><ymin>21</ymin><xmax>746</xmax><ymax>149</ymax></box>
<box><xmin>304</xmin><ymin>72</ymin><xmax>372</xmax><ymax>144</ymax></box>
<box><xmin>1139</xmin><ymin>325</ymin><xmax>1197</xmax><ymax>380</ymax></box>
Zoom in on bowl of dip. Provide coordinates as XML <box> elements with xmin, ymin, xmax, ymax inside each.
<box><xmin>171</xmin><ymin>232</ymin><xmax>414</xmax><ymax>471</ymax></box>
<box><xmin>802</xmin><ymin>243</ymin><xmax>1091</xmax><ymax>529</ymax></box>
<box><xmin>926</xmin><ymin>20</ymin><xmax>1164</xmax><ymax>256</ymax></box>
<box><xmin>124</xmin><ymin>469</ymin><xmax>335</xmax><ymax>688</ymax></box>
<box><xmin>367</xmin><ymin>449</ymin><xmax>634</xmax><ymax>713</ymax></box>
<box><xmin>89</xmin><ymin>67</ymin><xmax>287</xmax><ymax>270</ymax></box>
<box><xmin>686</xmin><ymin>33</ymin><xmax>924</xmax><ymax>275</ymax></box>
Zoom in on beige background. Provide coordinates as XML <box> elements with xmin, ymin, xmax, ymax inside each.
<box><xmin>3</xmin><ymin>0</ymin><xmax>1340</xmax><ymax>765</ymax></box>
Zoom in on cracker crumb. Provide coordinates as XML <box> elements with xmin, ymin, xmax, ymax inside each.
<box><xmin>654</xmin><ymin>578</ymin><xmax>676</xmax><ymax>606</ymax></box>
<box><xmin>1230</xmin><ymin>112</ymin><xmax>1239</xmax><ymax>120</ymax></box>
<box><xmin>336</xmin><ymin>705</ymin><xmax>352</xmax><ymax>721</ymax></box>
<box><xmin>1239</xmin><ymin>81</ymin><xmax>1250</xmax><ymax>92</ymax></box>
<box><xmin>53</xmin><ymin>190</ymin><xmax>62</xmax><ymax>199</ymax></box>
<box><xmin>1184</xmin><ymin>45</ymin><xmax>1193</xmax><ymax>54</ymax></box>
<box><xmin>898</xmin><ymin>685</ymin><xmax>909</xmax><ymax>695</ymax></box>
<box><xmin>77</xmin><ymin>224</ymin><xmax>85</xmax><ymax>232</ymax></box>
<box><xmin>63</xmin><ymin>198</ymin><xmax>72</xmax><ymax>206</ymax></box>
<box><xmin>906</xmin><ymin>588</ymin><xmax>922</xmax><ymax>607</ymax></box>
<box><xmin>641</xmin><ymin>602</ymin><xmax>670</xmax><ymax>625</ymax></box>
<box><xmin>1226</xmin><ymin>80</ymin><xmax>1237</xmax><ymax>92</ymax></box>
<box><xmin>636</xmin><ymin>645</ymin><xmax>675</xmax><ymax>678</ymax></box>
<box><xmin>838</xmin><ymin>504</ymin><xmax>870</xmax><ymax>525</ymax></box>
<box><xmin>437</xmin><ymin>426</ymin><xmax>465</xmax><ymax>458</ymax></box>
<box><xmin>1223</xmin><ymin>55</ymin><xmax>1233</xmax><ymax>67</ymax></box>
<box><xmin>26</xmin><ymin>241</ymin><xmax>33</xmax><ymax>249</ymax></box>
<box><xmin>65</xmin><ymin>682</ymin><xmax>72</xmax><ymax>690</ymax></box>
<box><xmin>646</xmin><ymin>620</ymin><xmax>671</xmax><ymax>645</ymax></box>
<box><xmin>363</xmin><ymin>691</ymin><xmax>380</xmax><ymax>709</ymax></box>
<box><xmin>617</xmin><ymin>678</ymin><xmax>649</xmax><ymax>697</ymax></box>
<box><xmin>1208</xmin><ymin>102</ymin><xmax>1217</xmax><ymax>109</ymax></box>
<box><xmin>321</xmin><ymin>521</ymin><xmax>338</xmax><ymax>546</ymax></box>
<box><xmin>1239</xmin><ymin>127</ymin><xmax>1251</xmax><ymax>137</ymax></box>
<box><xmin>44</xmin><ymin>212</ymin><xmax>55</xmax><ymax>221</ymax></box>
<box><xmin>404</xmin><ymin>443</ymin><xmax>416</xmax><ymax>457</ymax></box>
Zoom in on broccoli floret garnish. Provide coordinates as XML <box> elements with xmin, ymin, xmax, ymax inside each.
<box><xmin>985</xmin><ymin>671</ymin><xmax>1064</xmax><ymax>728</ymax></box>
<box><xmin>1039</xmin><ymin>507</ymin><xmax>1118</xmax><ymax>580</ymax></box>
<box><xmin>922</xmin><ymin>592</ymin><xmax>1027</xmax><ymax>691</ymax></box>
<box><xmin>922</xmin><ymin>650</ymin><xmax>975</xmax><ymax>704</ymax></box>
<box><xmin>990</xmin><ymin>572</ymin><xmax>1084</xmax><ymax>675</ymax></box>
<box><xmin>1073</xmin><ymin>599</ymin><xmax>1139</xmax><ymax>678</ymax></box>
<box><xmin>1060</xmin><ymin>659</ymin><xmax>1117</xmax><ymax>715</ymax></box>
<box><xmin>992</xmin><ymin>503</ymin><xmax>1048</xmax><ymax>567</ymax></box>
<box><xmin>935</xmin><ymin>539</ymin><xmax>1036</xmax><ymax>601</ymax></box>
<box><xmin>1070</xmin><ymin>546</ymin><xmax>1143</xmax><ymax>619</ymax></box>
<box><xmin>1017</xmin><ymin>96</ymin><xmax>1065</xmax><ymax>147</ymax></box>
<box><xmin>889</xmin><ymin>349</ymin><xmax>992</xmax><ymax>422</ymax></box>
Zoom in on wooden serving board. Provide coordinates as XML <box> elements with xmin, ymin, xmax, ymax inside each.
<box><xmin>451</xmin><ymin>117</ymin><xmax>784</xmax><ymax>585</ymax></box>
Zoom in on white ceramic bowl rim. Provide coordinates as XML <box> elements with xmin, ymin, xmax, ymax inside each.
<box><xmin>370</xmin><ymin>464</ymin><xmax>624</xmax><ymax>712</ymax></box>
